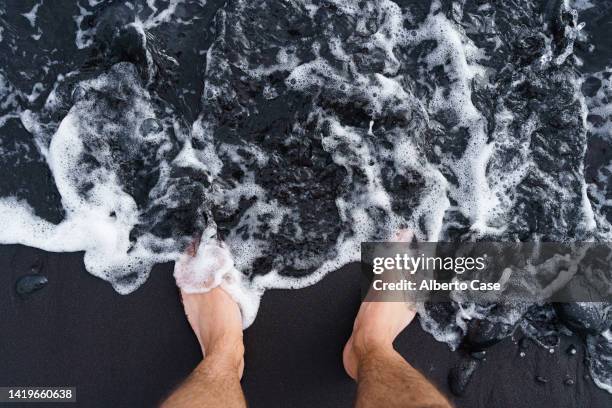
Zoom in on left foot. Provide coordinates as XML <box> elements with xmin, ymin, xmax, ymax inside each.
<box><xmin>181</xmin><ymin>287</ymin><xmax>245</xmax><ymax>379</ymax></box>
<box><xmin>175</xmin><ymin>239</ymin><xmax>245</xmax><ymax>379</ymax></box>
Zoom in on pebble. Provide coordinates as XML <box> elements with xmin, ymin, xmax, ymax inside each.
<box><xmin>448</xmin><ymin>358</ymin><xmax>480</xmax><ymax>396</ymax></box>
<box><xmin>470</xmin><ymin>350</ymin><xmax>487</xmax><ymax>360</ymax></box>
<box><xmin>15</xmin><ymin>274</ymin><xmax>48</xmax><ymax>295</ymax></box>
<box><xmin>564</xmin><ymin>378</ymin><xmax>575</xmax><ymax>386</ymax></box>
<box><xmin>566</xmin><ymin>345</ymin><xmax>577</xmax><ymax>356</ymax></box>
<box><xmin>535</xmin><ymin>376</ymin><xmax>548</xmax><ymax>384</ymax></box>
<box><xmin>555</xmin><ymin>303</ymin><xmax>610</xmax><ymax>335</ymax></box>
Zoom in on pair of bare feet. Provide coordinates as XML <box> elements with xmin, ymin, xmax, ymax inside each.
<box><xmin>180</xmin><ymin>285</ymin><xmax>415</xmax><ymax>382</ymax></box>
<box><xmin>166</xmin><ymin>230</ymin><xmax>452</xmax><ymax>408</ymax></box>
<box><xmin>180</xmin><ymin>228</ymin><xmax>417</xmax><ymax>382</ymax></box>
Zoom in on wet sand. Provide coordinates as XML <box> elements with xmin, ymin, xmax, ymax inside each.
<box><xmin>1</xmin><ymin>244</ymin><xmax>610</xmax><ymax>407</ymax></box>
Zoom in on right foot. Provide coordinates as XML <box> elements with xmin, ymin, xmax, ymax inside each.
<box><xmin>342</xmin><ymin>301</ymin><xmax>416</xmax><ymax>380</ymax></box>
<box><xmin>343</xmin><ymin>229</ymin><xmax>418</xmax><ymax>380</ymax></box>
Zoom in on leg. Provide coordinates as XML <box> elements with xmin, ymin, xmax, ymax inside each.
<box><xmin>343</xmin><ymin>302</ymin><xmax>452</xmax><ymax>408</ymax></box>
<box><xmin>161</xmin><ymin>288</ymin><xmax>246</xmax><ymax>408</ymax></box>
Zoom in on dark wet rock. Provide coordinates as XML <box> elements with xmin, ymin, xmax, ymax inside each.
<box><xmin>522</xmin><ymin>305</ymin><xmax>568</xmax><ymax>349</ymax></box>
<box><xmin>448</xmin><ymin>358</ymin><xmax>480</xmax><ymax>396</ymax></box>
<box><xmin>29</xmin><ymin>258</ymin><xmax>44</xmax><ymax>274</ymax></box>
<box><xmin>93</xmin><ymin>4</ymin><xmax>146</xmax><ymax>72</ymax></box>
<box><xmin>587</xmin><ymin>114</ymin><xmax>606</xmax><ymax>128</ymax></box>
<box><xmin>15</xmin><ymin>274</ymin><xmax>48</xmax><ymax>295</ymax></box>
<box><xmin>555</xmin><ymin>303</ymin><xmax>611</xmax><ymax>335</ymax></box>
<box><xmin>419</xmin><ymin>302</ymin><xmax>463</xmax><ymax>344</ymax></box>
<box><xmin>544</xmin><ymin>0</ymin><xmax>565</xmax><ymax>39</ymax></box>
<box><xmin>470</xmin><ymin>350</ymin><xmax>487</xmax><ymax>360</ymax></box>
<box><xmin>582</xmin><ymin>76</ymin><xmax>602</xmax><ymax>98</ymax></box>
<box><xmin>464</xmin><ymin>319</ymin><xmax>514</xmax><ymax>350</ymax></box>
<box><xmin>586</xmin><ymin>333</ymin><xmax>612</xmax><ymax>392</ymax></box>
<box><xmin>514</xmin><ymin>31</ymin><xmax>547</xmax><ymax>66</ymax></box>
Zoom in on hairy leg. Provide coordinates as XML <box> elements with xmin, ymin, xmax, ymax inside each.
<box><xmin>161</xmin><ymin>288</ymin><xmax>246</xmax><ymax>408</ymax></box>
<box><xmin>343</xmin><ymin>297</ymin><xmax>451</xmax><ymax>408</ymax></box>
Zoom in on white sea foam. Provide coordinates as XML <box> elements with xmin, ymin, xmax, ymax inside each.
<box><xmin>0</xmin><ymin>4</ymin><xmax>610</xmax><ymax>389</ymax></box>
<box><xmin>572</xmin><ymin>0</ymin><xmax>595</xmax><ymax>11</ymax></box>
<box><xmin>174</xmin><ymin>235</ymin><xmax>262</xmax><ymax>326</ymax></box>
<box><xmin>0</xmin><ymin>1</ymin><xmax>566</xmax><ymax>303</ymax></box>
<box><xmin>21</xmin><ymin>1</ymin><xmax>42</xmax><ymax>28</ymax></box>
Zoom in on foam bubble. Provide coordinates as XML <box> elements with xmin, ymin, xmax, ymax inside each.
<box><xmin>174</xmin><ymin>236</ymin><xmax>262</xmax><ymax>327</ymax></box>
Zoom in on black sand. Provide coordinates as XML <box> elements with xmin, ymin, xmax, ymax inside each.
<box><xmin>1</xmin><ymin>244</ymin><xmax>611</xmax><ymax>407</ymax></box>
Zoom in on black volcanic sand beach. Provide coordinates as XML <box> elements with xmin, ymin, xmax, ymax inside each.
<box><xmin>2</xmin><ymin>0</ymin><xmax>612</xmax><ymax>400</ymax></box>
<box><xmin>1</xmin><ymin>245</ymin><xmax>610</xmax><ymax>408</ymax></box>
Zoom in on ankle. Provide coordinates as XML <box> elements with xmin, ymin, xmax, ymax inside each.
<box><xmin>196</xmin><ymin>353</ymin><xmax>242</xmax><ymax>381</ymax></box>
<box><xmin>203</xmin><ymin>338</ymin><xmax>244</xmax><ymax>374</ymax></box>
<box><xmin>205</xmin><ymin>333</ymin><xmax>244</xmax><ymax>358</ymax></box>
<box><xmin>351</xmin><ymin>329</ymin><xmax>393</xmax><ymax>359</ymax></box>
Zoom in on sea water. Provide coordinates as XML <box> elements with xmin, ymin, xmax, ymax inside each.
<box><xmin>0</xmin><ymin>0</ymin><xmax>610</xmax><ymax>393</ymax></box>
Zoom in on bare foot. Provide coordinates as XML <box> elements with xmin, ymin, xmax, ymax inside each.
<box><xmin>342</xmin><ymin>229</ymin><xmax>418</xmax><ymax>380</ymax></box>
<box><xmin>181</xmin><ymin>287</ymin><xmax>245</xmax><ymax>379</ymax></box>
<box><xmin>342</xmin><ymin>301</ymin><xmax>416</xmax><ymax>380</ymax></box>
